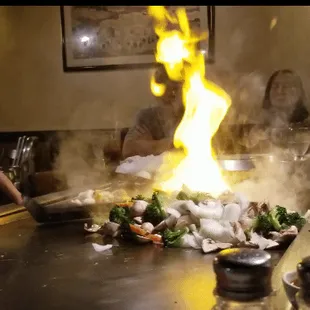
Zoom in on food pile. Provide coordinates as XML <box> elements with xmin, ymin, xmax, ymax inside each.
<box><xmin>84</xmin><ymin>188</ymin><xmax>308</xmax><ymax>254</ymax></box>
<box><xmin>71</xmin><ymin>189</ymin><xmax>131</xmax><ymax>206</ymax></box>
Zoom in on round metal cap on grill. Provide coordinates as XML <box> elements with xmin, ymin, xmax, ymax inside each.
<box><xmin>213</xmin><ymin>248</ymin><xmax>272</xmax><ymax>301</ymax></box>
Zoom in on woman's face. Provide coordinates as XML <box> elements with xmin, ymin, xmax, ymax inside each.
<box><xmin>269</xmin><ymin>72</ymin><xmax>301</xmax><ymax>112</ymax></box>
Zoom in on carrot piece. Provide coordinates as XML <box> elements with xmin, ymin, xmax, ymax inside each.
<box><xmin>129</xmin><ymin>224</ymin><xmax>148</xmax><ymax>236</ymax></box>
<box><xmin>145</xmin><ymin>234</ymin><xmax>162</xmax><ymax>243</ymax></box>
<box><xmin>117</xmin><ymin>202</ymin><xmax>134</xmax><ymax>208</ymax></box>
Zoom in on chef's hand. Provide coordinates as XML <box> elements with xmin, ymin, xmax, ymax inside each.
<box><xmin>14</xmin><ymin>191</ymin><xmax>24</xmax><ymax>206</ymax></box>
<box><xmin>0</xmin><ymin>171</ymin><xmax>24</xmax><ymax>205</ymax></box>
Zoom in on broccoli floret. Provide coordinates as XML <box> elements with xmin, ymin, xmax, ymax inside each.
<box><xmin>268</xmin><ymin>205</ymin><xmax>287</xmax><ymax>231</ymax></box>
<box><xmin>176</xmin><ymin>191</ymin><xmax>189</xmax><ymax>201</ymax></box>
<box><xmin>143</xmin><ymin>203</ymin><xmax>163</xmax><ymax>226</ymax></box>
<box><xmin>162</xmin><ymin>227</ymin><xmax>189</xmax><ymax>247</ymax></box>
<box><xmin>142</xmin><ymin>191</ymin><xmax>167</xmax><ymax>226</ymax></box>
<box><xmin>285</xmin><ymin>212</ymin><xmax>306</xmax><ymax>231</ymax></box>
<box><xmin>252</xmin><ymin>205</ymin><xmax>306</xmax><ymax>235</ymax></box>
<box><xmin>266</xmin><ymin>205</ymin><xmax>306</xmax><ymax>232</ymax></box>
<box><xmin>152</xmin><ymin>191</ymin><xmax>167</xmax><ymax>211</ymax></box>
<box><xmin>109</xmin><ymin>205</ymin><xmax>131</xmax><ymax>225</ymax></box>
<box><xmin>253</xmin><ymin>214</ymin><xmax>274</xmax><ymax>235</ymax></box>
<box><xmin>119</xmin><ymin>222</ymin><xmax>138</xmax><ymax>242</ymax></box>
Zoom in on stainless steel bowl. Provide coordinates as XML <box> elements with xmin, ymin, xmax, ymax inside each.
<box><xmin>217</xmin><ymin>155</ymin><xmax>255</xmax><ymax>171</ymax></box>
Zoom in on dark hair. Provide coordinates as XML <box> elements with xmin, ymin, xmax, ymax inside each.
<box><xmin>262</xmin><ymin>69</ymin><xmax>309</xmax><ymax>123</ymax></box>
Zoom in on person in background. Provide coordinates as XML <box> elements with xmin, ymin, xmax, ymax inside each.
<box><xmin>0</xmin><ymin>171</ymin><xmax>23</xmax><ymax>205</ymax></box>
<box><xmin>122</xmin><ymin>65</ymin><xmax>184</xmax><ymax>158</ymax></box>
<box><xmin>241</xmin><ymin>69</ymin><xmax>310</xmax><ymax>149</ymax></box>
<box><xmin>261</xmin><ymin>69</ymin><xmax>309</xmax><ymax>127</ymax></box>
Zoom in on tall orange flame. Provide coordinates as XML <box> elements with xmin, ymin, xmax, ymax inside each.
<box><xmin>149</xmin><ymin>6</ymin><xmax>231</xmax><ymax>197</ymax></box>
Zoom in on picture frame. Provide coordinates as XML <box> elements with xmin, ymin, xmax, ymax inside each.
<box><xmin>60</xmin><ymin>6</ymin><xmax>215</xmax><ymax>72</ymax></box>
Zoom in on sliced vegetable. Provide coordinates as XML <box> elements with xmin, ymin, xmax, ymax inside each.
<box><xmin>176</xmin><ymin>191</ymin><xmax>189</xmax><ymax>201</ymax></box>
<box><xmin>162</xmin><ymin>227</ymin><xmax>189</xmax><ymax>247</ymax></box>
<box><xmin>109</xmin><ymin>205</ymin><xmax>132</xmax><ymax>225</ymax></box>
<box><xmin>116</xmin><ymin>202</ymin><xmax>134</xmax><ymax>207</ymax></box>
<box><xmin>129</xmin><ymin>224</ymin><xmax>148</xmax><ymax>236</ymax></box>
<box><xmin>285</xmin><ymin>212</ymin><xmax>306</xmax><ymax>231</ymax></box>
<box><xmin>252</xmin><ymin>214</ymin><xmax>274</xmax><ymax>235</ymax></box>
<box><xmin>142</xmin><ymin>191</ymin><xmax>167</xmax><ymax>226</ymax></box>
<box><xmin>130</xmin><ymin>200</ymin><xmax>148</xmax><ymax>217</ymax></box>
<box><xmin>145</xmin><ymin>233</ymin><xmax>162</xmax><ymax>244</ymax></box>
<box><xmin>132</xmin><ymin>194</ymin><xmax>148</xmax><ymax>201</ymax></box>
<box><xmin>141</xmin><ymin>222</ymin><xmax>154</xmax><ymax>234</ymax></box>
<box><xmin>268</xmin><ymin>205</ymin><xmax>287</xmax><ymax>231</ymax></box>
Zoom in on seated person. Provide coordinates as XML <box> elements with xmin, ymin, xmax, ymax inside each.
<box><xmin>261</xmin><ymin>69</ymin><xmax>309</xmax><ymax>127</ymax></box>
<box><xmin>122</xmin><ymin>65</ymin><xmax>184</xmax><ymax>158</ymax></box>
<box><xmin>241</xmin><ymin>69</ymin><xmax>310</xmax><ymax>148</ymax></box>
<box><xmin>0</xmin><ymin>171</ymin><xmax>23</xmax><ymax>205</ymax></box>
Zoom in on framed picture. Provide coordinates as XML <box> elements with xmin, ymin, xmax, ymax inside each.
<box><xmin>60</xmin><ymin>6</ymin><xmax>215</xmax><ymax>72</ymax></box>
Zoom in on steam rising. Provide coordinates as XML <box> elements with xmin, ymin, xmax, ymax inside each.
<box><xmin>233</xmin><ymin>154</ymin><xmax>310</xmax><ymax>213</ymax></box>
<box><xmin>53</xmin><ymin>131</ymin><xmax>118</xmax><ymax>189</ymax></box>
<box><xmin>51</xmin><ymin>6</ymin><xmax>310</xmax><ymax>216</ymax></box>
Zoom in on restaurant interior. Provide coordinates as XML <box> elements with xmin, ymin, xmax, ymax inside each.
<box><xmin>1</xmin><ymin>5</ymin><xmax>310</xmax><ymax>310</ymax></box>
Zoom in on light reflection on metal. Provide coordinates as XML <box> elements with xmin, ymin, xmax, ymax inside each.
<box><xmin>176</xmin><ymin>268</ymin><xmax>216</xmax><ymax>309</ymax></box>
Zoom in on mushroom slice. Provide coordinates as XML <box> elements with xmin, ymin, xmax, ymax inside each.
<box><xmin>216</xmin><ymin>242</ymin><xmax>233</xmax><ymax>249</ymax></box>
<box><xmin>232</xmin><ymin>222</ymin><xmax>246</xmax><ymax>243</ymax></box>
<box><xmin>166</xmin><ymin>207</ymin><xmax>182</xmax><ymax>219</ymax></box>
<box><xmin>165</xmin><ymin>215</ymin><xmax>177</xmax><ymax>228</ymax></box>
<box><xmin>153</xmin><ymin>215</ymin><xmax>177</xmax><ymax>233</ymax></box>
<box><xmin>133</xmin><ymin>217</ymin><xmax>143</xmax><ymax>225</ymax></box>
<box><xmin>141</xmin><ymin>222</ymin><xmax>154</xmax><ymax>234</ymax></box>
<box><xmin>169</xmin><ymin>200</ymin><xmax>192</xmax><ymax>215</ymax></box>
<box><xmin>282</xmin><ymin>225</ymin><xmax>298</xmax><ymax>235</ymax></box>
<box><xmin>246</xmin><ymin>201</ymin><xmax>270</xmax><ymax>217</ymax></box>
<box><xmin>84</xmin><ymin>223</ymin><xmax>102</xmax><ymax>233</ymax></box>
<box><xmin>153</xmin><ymin>220</ymin><xmax>167</xmax><ymax>232</ymax></box>
<box><xmin>130</xmin><ymin>200</ymin><xmax>148</xmax><ymax>217</ymax></box>
<box><xmin>175</xmin><ymin>215</ymin><xmax>195</xmax><ymax>230</ymax></box>
<box><xmin>202</xmin><ymin>241</ymin><xmax>219</xmax><ymax>254</ymax></box>
<box><xmin>189</xmin><ymin>224</ymin><xmax>198</xmax><ymax>233</ymax></box>
<box><xmin>136</xmin><ymin>235</ymin><xmax>152</xmax><ymax>244</ymax></box>
<box><xmin>236</xmin><ymin>241</ymin><xmax>259</xmax><ymax>249</ymax></box>
<box><xmin>202</xmin><ymin>239</ymin><xmax>232</xmax><ymax>254</ymax></box>
<box><xmin>250</xmin><ymin>232</ymin><xmax>279</xmax><ymax>250</ymax></box>
<box><xmin>102</xmin><ymin>222</ymin><xmax>120</xmax><ymax>237</ymax></box>
<box><xmin>269</xmin><ymin>226</ymin><xmax>298</xmax><ymax>243</ymax></box>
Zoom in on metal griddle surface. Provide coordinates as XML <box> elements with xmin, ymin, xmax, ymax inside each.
<box><xmin>0</xmin><ymin>217</ymin><xmax>286</xmax><ymax>310</ymax></box>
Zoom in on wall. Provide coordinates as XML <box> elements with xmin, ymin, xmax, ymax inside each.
<box><xmin>0</xmin><ymin>6</ymin><xmax>156</xmax><ymax>132</ymax></box>
<box><xmin>214</xmin><ymin>6</ymin><xmax>310</xmax><ymax>123</ymax></box>
<box><xmin>0</xmin><ymin>6</ymin><xmax>310</xmax><ymax>131</ymax></box>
